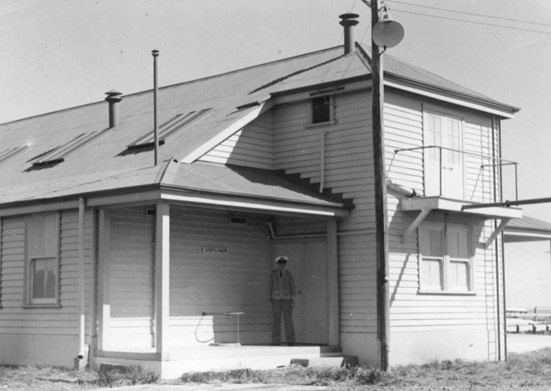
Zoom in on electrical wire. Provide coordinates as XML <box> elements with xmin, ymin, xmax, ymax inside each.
<box><xmin>392</xmin><ymin>0</ymin><xmax>551</xmax><ymax>28</ymax></box>
<box><xmin>393</xmin><ymin>8</ymin><xmax>551</xmax><ymax>35</ymax></box>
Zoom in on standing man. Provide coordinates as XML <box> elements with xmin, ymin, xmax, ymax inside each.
<box><xmin>268</xmin><ymin>256</ymin><xmax>296</xmax><ymax>346</ymax></box>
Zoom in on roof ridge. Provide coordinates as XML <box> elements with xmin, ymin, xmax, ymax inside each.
<box><xmin>248</xmin><ymin>54</ymin><xmax>346</xmax><ymax>95</ymax></box>
<box><xmin>0</xmin><ymin>45</ymin><xmax>344</xmax><ymax>127</ymax></box>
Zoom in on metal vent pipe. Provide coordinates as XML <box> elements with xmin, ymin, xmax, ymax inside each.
<box><xmin>339</xmin><ymin>13</ymin><xmax>359</xmax><ymax>55</ymax></box>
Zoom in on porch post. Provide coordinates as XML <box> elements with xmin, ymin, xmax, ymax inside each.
<box><xmin>327</xmin><ymin>219</ymin><xmax>339</xmax><ymax>345</ymax></box>
<box><xmin>154</xmin><ymin>202</ymin><xmax>170</xmax><ymax>357</ymax></box>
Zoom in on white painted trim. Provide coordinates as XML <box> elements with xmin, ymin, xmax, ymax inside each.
<box><xmin>160</xmin><ymin>193</ymin><xmax>349</xmax><ymax>217</ymax></box>
<box><xmin>0</xmin><ymin>200</ymin><xmax>79</xmax><ymax>217</ymax></box>
<box><xmin>484</xmin><ymin>219</ymin><xmax>510</xmax><ymax>249</ymax></box>
<box><xmin>403</xmin><ymin>208</ymin><xmax>432</xmax><ymax>241</ymax></box>
<box><xmin>385</xmin><ymin>81</ymin><xmax>515</xmax><ymax>119</ymax></box>
<box><xmin>96</xmin><ymin>209</ymin><xmax>111</xmax><ymax>351</ymax></box>
<box><xmin>326</xmin><ymin>220</ymin><xmax>339</xmax><ymax>345</ymax></box>
<box><xmin>77</xmin><ymin>198</ymin><xmax>86</xmax><ymax>363</ymax></box>
<box><xmin>181</xmin><ymin>100</ymin><xmax>273</xmax><ymax>164</ymax></box>
<box><xmin>503</xmin><ymin>231</ymin><xmax>551</xmax><ymax>240</ymax></box>
<box><xmin>400</xmin><ymin>197</ymin><xmax>522</xmax><ymax>219</ymax></box>
<box><xmin>87</xmin><ymin>191</ymin><xmax>162</xmax><ymax>207</ymax></box>
<box><xmin>154</xmin><ymin>202</ymin><xmax>170</xmax><ymax>358</ymax></box>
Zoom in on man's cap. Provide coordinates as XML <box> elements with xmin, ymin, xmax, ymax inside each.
<box><xmin>275</xmin><ymin>256</ymin><xmax>288</xmax><ymax>264</ymax></box>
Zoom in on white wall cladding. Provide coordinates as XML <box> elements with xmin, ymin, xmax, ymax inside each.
<box><xmin>0</xmin><ymin>210</ymin><xmax>94</xmax><ymax>366</ymax></box>
<box><xmin>193</xmin><ymin>84</ymin><xmax>505</xmax><ymax>363</ymax></box>
<box><xmin>384</xmin><ymin>90</ymin><xmax>503</xmax><ymax>360</ymax></box>
<box><xmin>271</xmin><ymin>90</ymin><xmax>378</xmax><ymax>339</ymax></box>
<box><xmin>169</xmin><ymin>206</ymin><xmax>273</xmax><ymax>346</ymax></box>
<box><xmin>199</xmin><ymin>112</ymin><xmax>274</xmax><ymax>169</ymax></box>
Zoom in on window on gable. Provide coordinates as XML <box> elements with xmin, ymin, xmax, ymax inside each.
<box><xmin>419</xmin><ymin>222</ymin><xmax>473</xmax><ymax>294</ymax></box>
<box><xmin>25</xmin><ymin>213</ymin><xmax>60</xmax><ymax>307</ymax></box>
<box><xmin>125</xmin><ymin>108</ymin><xmax>211</xmax><ymax>153</ymax></box>
<box><xmin>311</xmin><ymin>96</ymin><xmax>333</xmax><ymax>125</ymax></box>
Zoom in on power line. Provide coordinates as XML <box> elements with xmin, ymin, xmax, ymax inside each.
<box><xmin>392</xmin><ymin>0</ymin><xmax>551</xmax><ymax>28</ymax></box>
<box><xmin>393</xmin><ymin>8</ymin><xmax>551</xmax><ymax>35</ymax></box>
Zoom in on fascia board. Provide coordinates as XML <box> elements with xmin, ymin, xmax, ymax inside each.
<box><xmin>385</xmin><ymin>79</ymin><xmax>518</xmax><ymax>119</ymax></box>
<box><xmin>160</xmin><ymin>191</ymin><xmax>350</xmax><ymax>218</ymax></box>
<box><xmin>0</xmin><ymin>200</ymin><xmax>80</xmax><ymax>217</ymax></box>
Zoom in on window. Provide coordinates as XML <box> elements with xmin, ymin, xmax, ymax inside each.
<box><xmin>125</xmin><ymin>108</ymin><xmax>211</xmax><ymax>152</ymax></box>
<box><xmin>419</xmin><ymin>222</ymin><xmax>473</xmax><ymax>293</ymax></box>
<box><xmin>25</xmin><ymin>213</ymin><xmax>60</xmax><ymax>306</ymax></box>
<box><xmin>311</xmin><ymin>96</ymin><xmax>333</xmax><ymax>124</ymax></box>
<box><xmin>30</xmin><ymin>129</ymin><xmax>108</xmax><ymax>168</ymax></box>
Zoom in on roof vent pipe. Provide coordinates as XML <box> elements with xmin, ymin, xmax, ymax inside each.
<box><xmin>339</xmin><ymin>13</ymin><xmax>359</xmax><ymax>55</ymax></box>
<box><xmin>105</xmin><ymin>90</ymin><xmax>123</xmax><ymax>128</ymax></box>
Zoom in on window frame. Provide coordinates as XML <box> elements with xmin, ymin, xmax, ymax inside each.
<box><xmin>308</xmin><ymin>95</ymin><xmax>335</xmax><ymax>126</ymax></box>
<box><xmin>418</xmin><ymin>220</ymin><xmax>475</xmax><ymax>295</ymax></box>
<box><xmin>23</xmin><ymin>212</ymin><xmax>61</xmax><ymax>308</ymax></box>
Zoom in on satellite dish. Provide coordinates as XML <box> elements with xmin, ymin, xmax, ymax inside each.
<box><xmin>372</xmin><ymin>13</ymin><xmax>404</xmax><ymax>48</ymax></box>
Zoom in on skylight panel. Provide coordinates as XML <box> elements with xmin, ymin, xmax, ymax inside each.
<box><xmin>125</xmin><ymin>108</ymin><xmax>211</xmax><ymax>151</ymax></box>
<box><xmin>0</xmin><ymin>146</ymin><xmax>27</xmax><ymax>164</ymax></box>
<box><xmin>31</xmin><ymin>129</ymin><xmax>107</xmax><ymax>167</ymax></box>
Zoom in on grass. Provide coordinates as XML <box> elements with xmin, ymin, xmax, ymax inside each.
<box><xmin>3</xmin><ymin>349</ymin><xmax>551</xmax><ymax>390</ymax></box>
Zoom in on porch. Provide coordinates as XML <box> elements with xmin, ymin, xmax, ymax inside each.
<box><xmin>94</xmin><ymin>344</ymin><xmax>357</xmax><ymax>379</ymax></box>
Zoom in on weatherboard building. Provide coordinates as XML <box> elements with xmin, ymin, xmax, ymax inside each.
<box><xmin>0</xmin><ymin>14</ymin><xmax>529</xmax><ymax>378</ymax></box>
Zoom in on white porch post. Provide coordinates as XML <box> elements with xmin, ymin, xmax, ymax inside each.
<box><xmin>327</xmin><ymin>219</ymin><xmax>339</xmax><ymax>345</ymax></box>
<box><xmin>154</xmin><ymin>202</ymin><xmax>170</xmax><ymax>357</ymax></box>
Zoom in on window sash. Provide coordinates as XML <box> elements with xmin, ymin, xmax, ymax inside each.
<box><xmin>26</xmin><ymin>213</ymin><xmax>60</xmax><ymax>306</ymax></box>
<box><xmin>311</xmin><ymin>96</ymin><xmax>332</xmax><ymax>124</ymax></box>
<box><xmin>30</xmin><ymin>257</ymin><xmax>57</xmax><ymax>302</ymax></box>
<box><xmin>419</xmin><ymin>224</ymin><xmax>472</xmax><ymax>293</ymax></box>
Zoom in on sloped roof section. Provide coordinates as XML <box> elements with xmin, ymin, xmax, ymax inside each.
<box><xmin>0</xmin><ymin>42</ymin><xmax>519</xmax><ymax>212</ymax></box>
<box><xmin>505</xmin><ymin>215</ymin><xmax>551</xmax><ymax>242</ymax></box>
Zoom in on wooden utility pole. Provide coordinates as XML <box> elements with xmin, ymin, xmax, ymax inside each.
<box><xmin>371</xmin><ymin>0</ymin><xmax>391</xmax><ymax>371</ymax></box>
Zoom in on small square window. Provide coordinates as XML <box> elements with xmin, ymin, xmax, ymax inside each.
<box><xmin>311</xmin><ymin>96</ymin><xmax>332</xmax><ymax>124</ymax></box>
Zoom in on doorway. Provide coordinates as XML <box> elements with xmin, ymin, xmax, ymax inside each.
<box><xmin>424</xmin><ymin>111</ymin><xmax>465</xmax><ymax>199</ymax></box>
<box><xmin>274</xmin><ymin>238</ymin><xmax>328</xmax><ymax>344</ymax></box>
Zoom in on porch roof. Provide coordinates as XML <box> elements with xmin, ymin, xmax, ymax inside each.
<box><xmin>504</xmin><ymin>215</ymin><xmax>551</xmax><ymax>242</ymax></box>
<box><xmin>0</xmin><ymin>160</ymin><xmax>352</xmax><ymax>218</ymax></box>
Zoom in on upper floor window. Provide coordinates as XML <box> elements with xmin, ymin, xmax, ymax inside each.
<box><xmin>419</xmin><ymin>222</ymin><xmax>474</xmax><ymax>294</ymax></box>
<box><xmin>25</xmin><ymin>213</ymin><xmax>60</xmax><ymax>307</ymax></box>
<box><xmin>311</xmin><ymin>96</ymin><xmax>334</xmax><ymax>125</ymax></box>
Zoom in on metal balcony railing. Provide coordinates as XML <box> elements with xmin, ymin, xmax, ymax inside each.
<box><xmin>393</xmin><ymin>145</ymin><xmax>519</xmax><ymax>201</ymax></box>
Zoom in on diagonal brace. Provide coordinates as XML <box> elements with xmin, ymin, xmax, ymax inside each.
<box><xmin>484</xmin><ymin>218</ymin><xmax>511</xmax><ymax>249</ymax></box>
<box><xmin>403</xmin><ymin>208</ymin><xmax>432</xmax><ymax>242</ymax></box>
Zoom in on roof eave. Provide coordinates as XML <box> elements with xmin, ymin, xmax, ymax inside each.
<box><xmin>385</xmin><ymin>73</ymin><xmax>520</xmax><ymax>118</ymax></box>
<box><xmin>0</xmin><ymin>183</ymin><xmax>351</xmax><ymax>219</ymax></box>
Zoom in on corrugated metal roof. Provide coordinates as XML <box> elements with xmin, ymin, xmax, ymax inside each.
<box><xmin>0</xmin><ymin>44</ymin><xmax>518</xmax><ymax>209</ymax></box>
<box><xmin>507</xmin><ymin>215</ymin><xmax>551</xmax><ymax>233</ymax></box>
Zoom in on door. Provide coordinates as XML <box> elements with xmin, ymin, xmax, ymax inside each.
<box><xmin>101</xmin><ymin>209</ymin><xmax>155</xmax><ymax>350</ymax></box>
<box><xmin>424</xmin><ymin>112</ymin><xmax>464</xmax><ymax>199</ymax></box>
<box><xmin>274</xmin><ymin>238</ymin><xmax>328</xmax><ymax>344</ymax></box>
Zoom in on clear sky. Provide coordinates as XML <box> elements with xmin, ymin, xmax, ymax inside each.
<box><xmin>1</xmin><ymin>0</ymin><xmax>551</xmax><ymax>306</ymax></box>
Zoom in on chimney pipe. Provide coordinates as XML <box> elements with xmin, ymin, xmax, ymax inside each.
<box><xmin>105</xmin><ymin>90</ymin><xmax>123</xmax><ymax>128</ymax></box>
<box><xmin>339</xmin><ymin>13</ymin><xmax>359</xmax><ymax>55</ymax></box>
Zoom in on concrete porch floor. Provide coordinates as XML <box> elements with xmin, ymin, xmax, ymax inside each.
<box><xmin>94</xmin><ymin>344</ymin><xmax>357</xmax><ymax>379</ymax></box>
